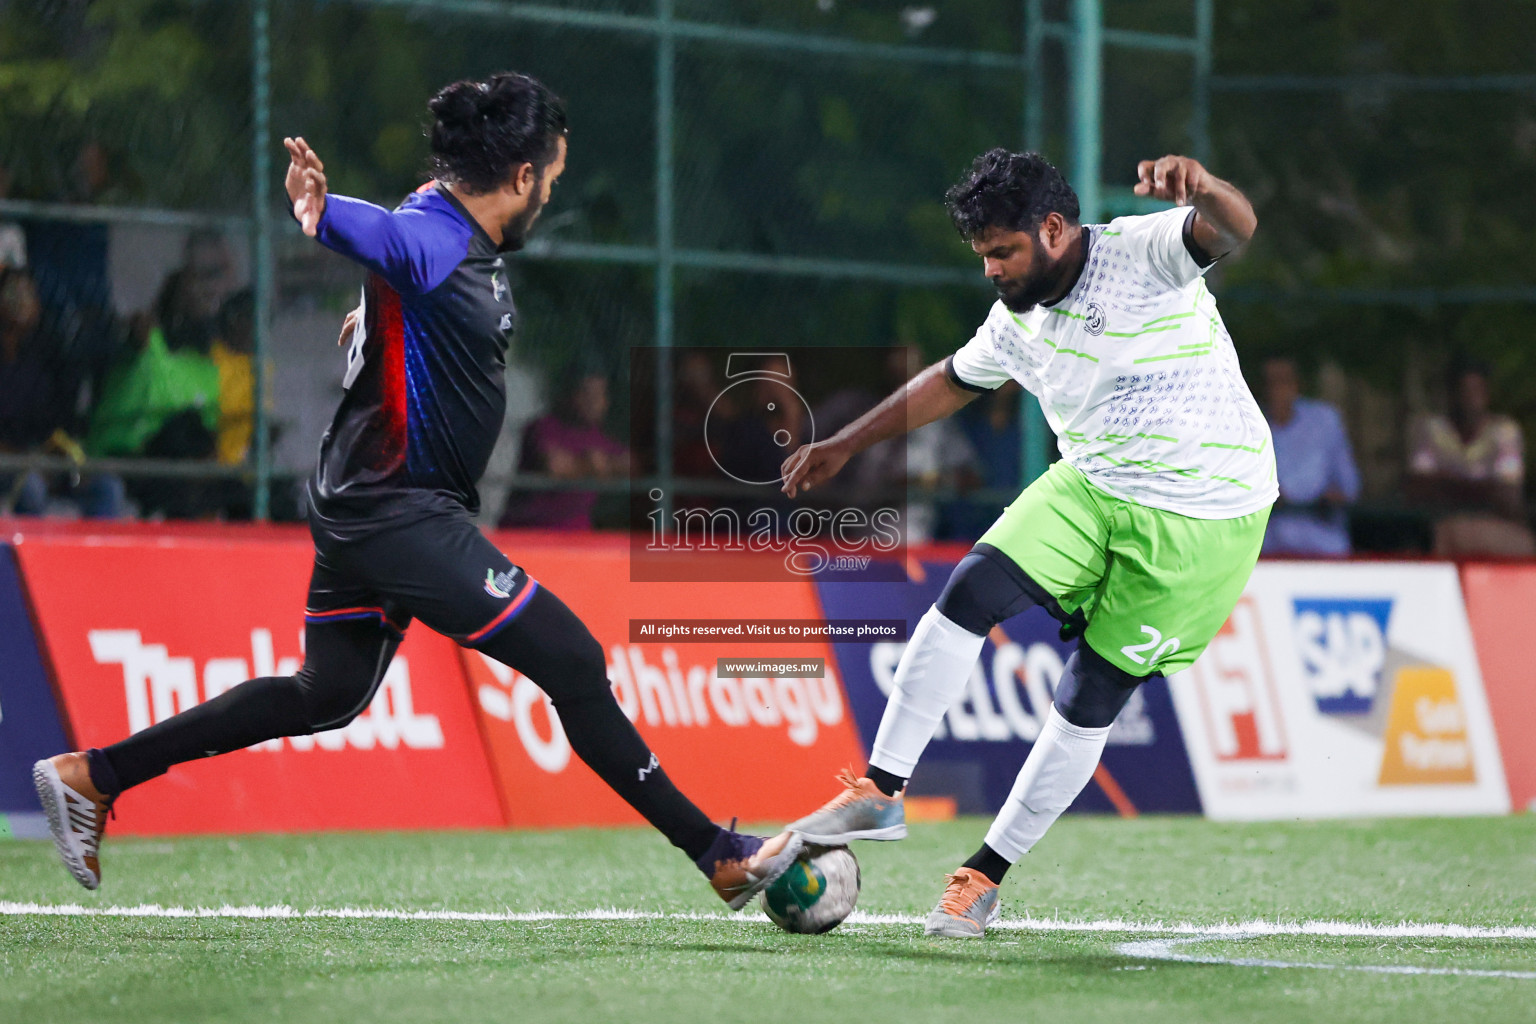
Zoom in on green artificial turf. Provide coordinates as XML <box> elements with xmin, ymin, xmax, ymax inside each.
<box><xmin>2</xmin><ymin>815</ymin><xmax>1533</xmax><ymax>1023</ymax></box>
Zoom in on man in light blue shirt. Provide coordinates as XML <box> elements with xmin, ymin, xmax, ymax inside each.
<box><xmin>1262</xmin><ymin>357</ymin><xmax>1361</xmax><ymax>556</ymax></box>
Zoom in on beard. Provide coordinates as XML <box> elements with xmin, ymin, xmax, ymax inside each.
<box><xmin>992</xmin><ymin>243</ymin><xmax>1062</xmax><ymax>313</ymax></box>
<box><xmin>497</xmin><ymin>187</ymin><xmax>547</xmax><ymax>253</ymax></box>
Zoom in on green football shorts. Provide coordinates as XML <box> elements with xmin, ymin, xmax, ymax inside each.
<box><xmin>977</xmin><ymin>460</ymin><xmax>1270</xmax><ymax>677</ymax></box>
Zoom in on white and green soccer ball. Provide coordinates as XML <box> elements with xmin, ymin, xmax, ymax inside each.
<box><xmin>760</xmin><ymin>844</ymin><xmax>860</xmax><ymax>934</ymax></box>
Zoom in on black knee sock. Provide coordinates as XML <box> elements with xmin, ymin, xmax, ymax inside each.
<box><xmin>961</xmin><ymin>843</ymin><xmax>1011</xmax><ymax>885</ymax></box>
<box><xmin>867</xmin><ymin>766</ymin><xmax>907</xmax><ymax>797</ymax></box>
<box><xmin>477</xmin><ymin>586</ymin><xmax>721</xmax><ymax>864</ymax></box>
<box><xmin>554</xmin><ymin>691</ymin><xmax>721</xmax><ymax>862</ymax></box>
<box><xmin>98</xmin><ymin>676</ymin><xmax>312</xmax><ymax>794</ymax></box>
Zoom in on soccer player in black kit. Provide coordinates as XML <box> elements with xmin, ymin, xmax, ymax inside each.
<box><xmin>33</xmin><ymin>72</ymin><xmax>802</xmax><ymax>909</ymax></box>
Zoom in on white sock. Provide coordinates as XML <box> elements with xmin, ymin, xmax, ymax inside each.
<box><xmin>983</xmin><ymin>705</ymin><xmax>1110</xmax><ymax>862</ymax></box>
<box><xmin>869</xmin><ymin>606</ymin><xmax>985</xmax><ymax>777</ymax></box>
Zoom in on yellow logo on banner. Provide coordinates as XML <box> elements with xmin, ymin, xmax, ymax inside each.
<box><xmin>1377</xmin><ymin>667</ymin><xmax>1476</xmax><ymax>786</ymax></box>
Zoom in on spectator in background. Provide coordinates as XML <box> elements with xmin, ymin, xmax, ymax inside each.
<box><xmin>906</xmin><ymin>413</ymin><xmax>980</xmax><ymax>545</ymax></box>
<box><xmin>157</xmin><ymin>230</ymin><xmax>238</xmax><ymax>355</ymax></box>
<box><xmin>210</xmin><ymin>290</ymin><xmax>256</xmax><ymax>466</ymax></box>
<box><xmin>817</xmin><ymin>346</ymin><xmax>926</xmax><ymax>506</ymax></box>
<box><xmin>0</xmin><ymin>267</ymin><xmax>124</xmax><ymax>517</ymax></box>
<box><xmin>1407</xmin><ymin>357</ymin><xmax>1535</xmax><ymax>557</ymax></box>
<box><xmin>712</xmin><ymin>358</ymin><xmax>812</xmax><ymax>489</ymax></box>
<box><xmin>942</xmin><ymin>381</ymin><xmax>1024</xmax><ymax>540</ymax></box>
<box><xmin>818</xmin><ymin>346</ymin><xmax>978</xmax><ymax>544</ymax></box>
<box><xmin>500</xmin><ymin>369</ymin><xmax>627</xmax><ymax>530</ymax></box>
<box><xmin>0</xmin><ymin>166</ymin><xmax>27</xmax><ymax>272</ymax></box>
<box><xmin>0</xmin><ymin>267</ymin><xmax>65</xmax><ymax>512</ymax></box>
<box><xmin>87</xmin><ymin>308</ymin><xmax>220</xmax><ymax>519</ymax></box>
<box><xmin>1261</xmin><ymin>356</ymin><xmax>1360</xmax><ymax>557</ymax></box>
<box><xmin>671</xmin><ymin>350</ymin><xmax>723</xmax><ymax>482</ymax></box>
<box><xmin>86</xmin><ymin>314</ymin><xmax>219</xmax><ymax>462</ymax></box>
<box><xmin>24</xmin><ymin>143</ymin><xmax>116</xmax><ymax>339</ymax></box>
<box><xmin>19</xmin><ymin>145</ymin><xmax>130</xmax><ymax>432</ymax></box>
<box><xmin>956</xmin><ymin>381</ymin><xmax>1024</xmax><ymax>491</ymax></box>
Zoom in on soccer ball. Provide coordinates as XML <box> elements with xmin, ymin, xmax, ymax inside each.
<box><xmin>760</xmin><ymin>844</ymin><xmax>860</xmax><ymax>934</ymax></box>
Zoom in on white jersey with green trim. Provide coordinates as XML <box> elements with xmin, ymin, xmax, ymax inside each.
<box><xmin>948</xmin><ymin>207</ymin><xmax>1277</xmax><ymax>520</ymax></box>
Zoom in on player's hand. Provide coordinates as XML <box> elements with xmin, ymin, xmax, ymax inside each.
<box><xmin>1133</xmin><ymin>155</ymin><xmax>1207</xmax><ymax>207</ymax></box>
<box><xmin>780</xmin><ymin>439</ymin><xmax>851</xmax><ymax>498</ymax></box>
<box><xmin>337</xmin><ymin>305</ymin><xmax>361</xmax><ymax>347</ymax></box>
<box><xmin>284</xmin><ymin>136</ymin><xmax>328</xmax><ymax>236</ymax></box>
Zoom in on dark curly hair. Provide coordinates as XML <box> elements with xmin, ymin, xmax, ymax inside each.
<box><xmin>427</xmin><ymin>72</ymin><xmax>568</xmax><ymax>195</ymax></box>
<box><xmin>944</xmin><ymin>148</ymin><xmax>1080</xmax><ymax>240</ymax></box>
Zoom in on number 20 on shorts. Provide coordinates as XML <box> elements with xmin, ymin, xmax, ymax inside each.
<box><xmin>1121</xmin><ymin>625</ymin><xmax>1180</xmax><ymax>668</ymax></box>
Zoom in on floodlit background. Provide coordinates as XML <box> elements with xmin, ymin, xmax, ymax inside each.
<box><xmin>1</xmin><ymin>0</ymin><xmax>1533</xmax><ymax>554</ymax></box>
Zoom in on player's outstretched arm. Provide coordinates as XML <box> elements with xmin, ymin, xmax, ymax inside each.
<box><xmin>780</xmin><ymin>361</ymin><xmax>978</xmax><ymax>498</ymax></box>
<box><xmin>283</xmin><ymin>136</ymin><xmax>466</xmax><ymax>296</ymax></box>
<box><xmin>1133</xmin><ymin>154</ymin><xmax>1256</xmax><ymax>260</ymax></box>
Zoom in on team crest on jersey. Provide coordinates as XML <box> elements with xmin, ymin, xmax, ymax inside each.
<box><xmin>484</xmin><ymin>566</ymin><xmax>522</xmax><ymax>599</ymax></box>
<box><xmin>1084</xmin><ymin>301</ymin><xmax>1107</xmax><ymax>336</ymax></box>
<box><xmin>499</xmin><ymin>312</ymin><xmax>512</xmax><ymax>331</ymax></box>
<box><xmin>491</xmin><ymin>270</ymin><xmax>508</xmax><ymax>302</ymax></box>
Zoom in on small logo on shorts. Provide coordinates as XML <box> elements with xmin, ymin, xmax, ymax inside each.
<box><xmin>1084</xmin><ymin>302</ymin><xmax>1107</xmax><ymax>336</ymax></box>
<box><xmin>484</xmin><ymin>567</ymin><xmax>521</xmax><ymax>599</ymax></box>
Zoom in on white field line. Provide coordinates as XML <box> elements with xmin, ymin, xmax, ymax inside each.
<box><xmin>3</xmin><ymin>901</ymin><xmax>1536</xmax><ymax>942</ymax></box>
<box><xmin>1117</xmin><ymin>936</ymin><xmax>1536</xmax><ymax>981</ymax></box>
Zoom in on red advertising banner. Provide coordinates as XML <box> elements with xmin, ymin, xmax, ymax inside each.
<box><xmin>13</xmin><ymin>534</ymin><xmax>504</xmax><ymax>835</ymax></box>
<box><xmin>469</xmin><ymin>535</ymin><xmax>866</xmax><ymax>828</ymax></box>
<box><xmin>1459</xmin><ymin>563</ymin><xmax>1536</xmax><ymax>813</ymax></box>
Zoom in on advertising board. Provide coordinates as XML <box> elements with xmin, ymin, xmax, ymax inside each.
<box><xmin>1459</xmin><ymin>563</ymin><xmax>1536</xmax><ymax>813</ymax></box>
<box><xmin>13</xmin><ymin>535</ymin><xmax>504</xmax><ymax>835</ymax></box>
<box><xmin>0</xmin><ymin>545</ymin><xmax>71</xmax><ymax>838</ymax></box>
<box><xmin>1170</xmin><ymin>562</ymin><xmax>1509</xmax><ymax>819</ymax></box>
<box><xmin>468</xmin><ymin>537</ymin><xmax>867</xmax><ymax>827</ymax></box>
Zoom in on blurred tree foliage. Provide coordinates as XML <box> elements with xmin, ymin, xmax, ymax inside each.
<box><xmin>1212</xmin><ymin>2</ymin><xmax>1536</xmax><ymax>398</ymax></box>
<box><xmin>3</xmin><ymin>0</ymin><xmax>1535</xmax><ymax>428</ymax></box>
<box><xmin>0</xmin><ymin>0</ymin><xmax>249</xmax><ymax>206</ymax></box>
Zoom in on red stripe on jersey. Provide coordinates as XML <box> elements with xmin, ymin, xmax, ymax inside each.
<box><xmin>373</xmin><ymin>279</ymin><xmax>409</xmax><ymax>470</ymax></box>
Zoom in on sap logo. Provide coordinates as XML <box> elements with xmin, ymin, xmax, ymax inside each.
<box><xmin>868</xmin><ymin>637</ymin><xmax>1154</xmax><ymax>747</ymax></box>
<box><xmin>1186</xmin><ymin>596</ymin><xmax>1287</xmax><ymax>761</ymax></box>
<box><xmin>88</xmin><ymin>629</ymin><xmax>443</xmax><ymax>752</ymax></box>
<box><xmin>1291</xmin><ymin>598</ymin><xmax>1392</xmax><ymax>715</ymax></box>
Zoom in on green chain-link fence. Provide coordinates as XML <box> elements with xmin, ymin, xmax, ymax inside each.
<box><xmin>3</xmin><ymin>1</ymin><xmax>1531</xmax><ymax>547</ymax></box>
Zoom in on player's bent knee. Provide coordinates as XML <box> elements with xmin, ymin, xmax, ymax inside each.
<box><xmin>544</xmin><ymin>632</ymin><xmax>612</xmax><ymax>706</ymax></box>
<box><xmin>292</xmin><ymin>663</ymin><xmax>381</xmax><ymax>732</ymax></box>
<box><xmin>475</xmin><ymin>601</ymin><xmax>613</xmax><ymax>707</ymax></box>
<box><xmin>1053</xmin><ymin>642</ymin><xmax>1151</xmax><ymax>729</ymax></box>
<box><xmin>935</xmin><ymin>544</ymin><xmax>1058</xmax><ymax>636</ymax></box>
<box><xmin>935</xmin><ymin>553</ymin><xmax>1001</xmax><ymax>635</ymax></box>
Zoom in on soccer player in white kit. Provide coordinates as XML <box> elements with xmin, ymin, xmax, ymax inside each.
<box><xmin>781</xmin><ymin>149</ymin><xmax>1274</xmax><ymax>937</ymax></box>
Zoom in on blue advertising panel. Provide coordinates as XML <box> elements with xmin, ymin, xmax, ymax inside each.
<box><xmin>0</xmin><ymin>544</ymin><xmax>70</xmax><ymax>838</ymax></box>
<box><xmin>816</xmin><ymin>557</ymin><xmax>1201</xmax><ymax>815</ymax></box>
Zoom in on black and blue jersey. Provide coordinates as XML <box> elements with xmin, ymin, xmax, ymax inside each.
<box><xmin>307</xmin><ymin>182</ymin><xmax>515</xmax><ymax>533</ymax></box>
